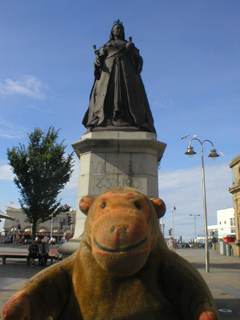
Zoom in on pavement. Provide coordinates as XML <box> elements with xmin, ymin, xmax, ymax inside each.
<box><xmin>177</xmin><ymin>248</ymin><xmax>240</xmax><ymax>319</ymax></box>
<box><xmin>0</xmin><ymin>244</ymin><xmax>239</xmax><ymax>319</ymax></box>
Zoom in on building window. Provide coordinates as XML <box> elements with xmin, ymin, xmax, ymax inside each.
<box><xmin>219</xmin><ymin>221</ymin><xmax>222</xmax><ymax>225</ymax></box>
<box><xmin>224</xmin><ymin>221</ymin><xmax>226</xmax><ymax>224</ymax></box>
<box><xmin>230</xmin><ymin>218</ymin><xmax>235</xmax><ymax>226</ymax></box>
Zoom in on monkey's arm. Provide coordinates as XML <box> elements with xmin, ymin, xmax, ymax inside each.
<box><xmin>158</xmin><ymin>250</ymin><xmax>219</xmax><ymax>320</ymax></box>
<box><xmin>1</xmin><ymin>253</ymin><xmax>77</xmax><ymax>320</ymax></box>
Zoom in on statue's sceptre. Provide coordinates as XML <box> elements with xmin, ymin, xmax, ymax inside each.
<box><xmin>93</xmin><ymin>45</ymin><xmax>99</xmax><ymax>57</ymax></box>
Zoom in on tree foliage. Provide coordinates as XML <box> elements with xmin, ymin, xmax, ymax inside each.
<box><xmin>7</xmin><ymin>126</ymin><xmax>74</xmax><ymax>239</ymax></box>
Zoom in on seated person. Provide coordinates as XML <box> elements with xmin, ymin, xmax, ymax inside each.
<box><xmin>27</xmin><ymin>240</ymin><xmax>39</xmax><ymax>266</ymax></box>
<box><xmin>38</xmin><ymin>239</ymin><xmax>49</xmax><ymax>266</ymax></box>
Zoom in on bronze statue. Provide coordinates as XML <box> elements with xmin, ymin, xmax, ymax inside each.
<box><xmin>82</xmin><ymin>20</ymin><xmax>156</xmax><ymax>134</ymax></box>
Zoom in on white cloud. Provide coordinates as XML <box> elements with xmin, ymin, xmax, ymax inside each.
<box><xmin>0</xmin><ymin>164</ymin><xmax>13</xmax><ymax>180</ymax></box>
<box><xmin>0</xmin><ymin>156</ymin><xmax>79</xmax><ymax>185</ymax></box>
<box><xmin>0</xmin><ymin>119</ymin><xmax>26</xmax><ymax>139</ymax></box>
<box><xmin>0</xmin><ymin>75</ymin><xmax>48</xmax><ymax>99</ymax></box>
<box><xmin>152</xmin><ymin>97</ymin><xmax>175</xmax><ymax>110</ymax></box>
<box><xmin>65</xmin><ymin>157</ymin><xmax>79</xmax><ymax>190</ymax></box>
<box><xmin>158</xmin><ymin>163</ymin><xmax>233</xmax><ymax>241</ymax></box>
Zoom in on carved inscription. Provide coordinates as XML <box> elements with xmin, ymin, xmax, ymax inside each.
<box><xmin>123</xmin><ymin>177</ymin><xmax>142</xmax><ymax>189</ymax></box>
<box><xmin>95</xmin><ymin>177</ymin><xmax>117</xmax><ymax>189</ymax></box>
<box><xmin>91</xmin><ymin>160</ymin><xmax>145</xmax><ymax>175</ymax></box>
<box><xmin>93</xmin><ymin>176</ymin><xmax>143</xmax><ymax>191</ymax></box>
<box><xmin>90</xmin><ymin>159</ymin><xmax>145</xmax><ymax>193</ymax></box>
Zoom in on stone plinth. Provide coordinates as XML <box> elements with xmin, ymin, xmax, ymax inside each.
<box><xmin>72</xmin><ymin>131</ymin><xmax>166</xmax><ymax>238</ymax></box>
<box><xmin>58</xmin><ymin>131</ymin><xmax>166</xmax><ymax>257</ymax></box>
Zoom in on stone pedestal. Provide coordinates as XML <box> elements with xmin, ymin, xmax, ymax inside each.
<box><xmin>58</xmin><ymin>131</ymin><xmax>166</xmax><ymax>257</ymax></box>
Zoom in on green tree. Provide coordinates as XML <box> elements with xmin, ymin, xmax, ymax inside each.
<box><xmin>7</xmin><ymin>126</ymin><xmax>74</xmax><ymax>240</ymax></box>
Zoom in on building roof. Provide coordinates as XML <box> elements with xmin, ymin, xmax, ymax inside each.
<box><xmin>229</xmin><ymin>154</ymin><xmax>240</xmax><ymax>168</ymax></box>
<box><xmin>0</xmin><ymin>210</ymin><xmax>15</xmax><ymax>221</ymax></box>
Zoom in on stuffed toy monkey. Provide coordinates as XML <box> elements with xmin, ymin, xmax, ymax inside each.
<box><xmin>1</xmin><ymin>187</ymin><xmax>219</xmax><ymax>320</ymax></box>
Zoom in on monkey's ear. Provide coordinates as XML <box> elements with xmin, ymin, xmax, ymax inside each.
<box><xmin>150</xmin><ymin>198</ymin><xmax>166</xmax><ymax>219</ymax></box>
<box><xmin>79</xmin><ymin>196</ymin><xmax>96</xmax><ymax>215</ymax></box>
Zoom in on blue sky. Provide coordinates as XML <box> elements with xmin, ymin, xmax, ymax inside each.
<box><xmin>0</xmin><ymin>1</ymin><xmax>239</xmax><ymax>241</ymax></box>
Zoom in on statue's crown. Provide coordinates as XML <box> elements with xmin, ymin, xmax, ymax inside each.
<box><xmin>113</xmin><ymin>19</ymin><xmax>123</xmax><ymax>26</ymax></box>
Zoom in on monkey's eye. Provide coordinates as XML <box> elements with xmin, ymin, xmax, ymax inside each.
<box><xmin>134</xmin><ymin>202</ymin><xmax>141</xmax><ymax>210</ymax></box>
<box><xmin>101</xmin><ymin>202</ymin><xmax>106</xmax><ymax>209</ymax></box>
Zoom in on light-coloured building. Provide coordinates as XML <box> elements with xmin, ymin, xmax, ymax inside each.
<box><xmin>2</xmin><ymin>206</ymin><xmax>76</xmax><ymax>243</ymax></box>
<box><xmin>207</xmin><ymin>207</ymin><xmax>235</xmax><ymax>239</ymax></box>
<box><xmin>229</xmin><ymin>154</ymin><xmax>240</xmax><ymax>246</ymax></box>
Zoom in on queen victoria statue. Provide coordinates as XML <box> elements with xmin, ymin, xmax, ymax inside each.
<box><xmin>82</xmin><ymin>20</ymin><xmax>156</xmax><ymax>134</ymax></box>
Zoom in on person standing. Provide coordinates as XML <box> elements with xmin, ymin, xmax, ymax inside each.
<box><xmin>50</xmin><ymin>236</ymin><xmax>56</xmax><ymax>247</ymax></box>
<box><xmin>60</xmin><ymin>233</ymin><xmax>69</xmax><ymax>245</ymax></box>
<box><xmin>167</xmin><ymin>237</ymin><xmax>175</xmax><ymax>252</ymax></box>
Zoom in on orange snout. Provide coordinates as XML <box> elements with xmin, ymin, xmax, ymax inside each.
<box><xmin>91</xmin><ymin>211</ymin><xmax>151</xmax><ymax>276</ymax></box>
<box><xmin>92</xmin><ymin>211</ymin><xmax>149</xmax><ymax>252</ymax></box>
<box><xmin>106</xmin><ymin>224</ymin><xmax>129</xmax><ymax>249</ymax></box>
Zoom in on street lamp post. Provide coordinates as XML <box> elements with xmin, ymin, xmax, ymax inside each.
<box><xmin>185</xmin><ymin>137</ymin><xmax>219</xmax><ymax>273</ymax></box>
<box><xmin>189</xmin><ymin>214</ymin><xmax>200</xmax><ymax>241</ymax></box>
<box><xmin>160</xmin><ymin>218</ymin><xmax>165</xmax><ymax>237</ymax></box>
<box><xmin>171</xmin><ymin>206</ymin><xmax>176</xmax><ymax>238</ymax></box>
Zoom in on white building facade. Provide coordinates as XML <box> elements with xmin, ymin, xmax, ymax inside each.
<box><xmin>208</xmin><ymin>207</ymin><xmax>235</xmax><ymax>239</ymax></box>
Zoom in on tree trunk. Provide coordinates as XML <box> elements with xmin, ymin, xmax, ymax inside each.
<box><xmin>32</xmin><ymin>220</ymin><xmax>37</xmax><ymax>241</ymax></box>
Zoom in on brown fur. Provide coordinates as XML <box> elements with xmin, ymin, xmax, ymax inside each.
<box><xmin>1</xmin><ymin>187</ymin><xmax>219</xmax><ymax>320</ymax></box>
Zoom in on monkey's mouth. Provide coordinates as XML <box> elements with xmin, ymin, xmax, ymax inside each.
<box><xmin>94</xmin><ymin>237</ymin><xmax>147</xmax><ymax>253</ymax></box>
